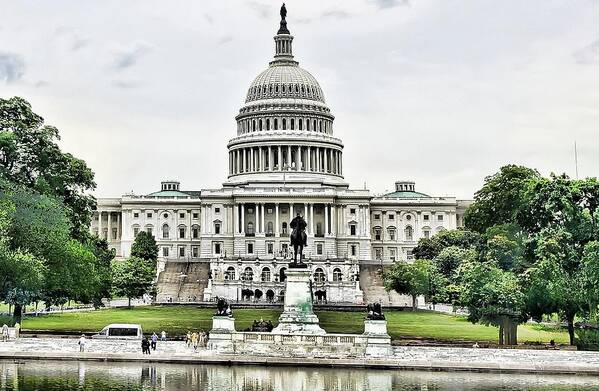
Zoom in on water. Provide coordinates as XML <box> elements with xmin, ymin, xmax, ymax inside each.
<box><xmin>1</xmin><ymin>360</ymin><xmax>599</xmax><ymax>391</ymax></box>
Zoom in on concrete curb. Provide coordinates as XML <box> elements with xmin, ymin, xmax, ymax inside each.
<box><xmin>2</xmin><ymin>351</ymin><xmax>599</xmax><ymax>375</ymax></box>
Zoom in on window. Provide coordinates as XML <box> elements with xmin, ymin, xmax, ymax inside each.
<box><xmin>438</xmin><ymin>214</ymin><xmax>444</xmax><ymax>221</ymax></box>
<box><xmin>267</xmin><ymin>221</ymin><xmax>274</xmax><ymax>236</ymax></box>
<box><xmin>179</xmin><ymin>213</ymin><xmax>185</xmax><ymax>219</ymax></box>
<box><xmin>192</xmin><ymin>246</ymin><xmax>199</xmax><ymax>258</ymax></box>
<box><xmin>281</xmin><ymin>243</ymin><xmax>289</xmax><ymax>256</ymax></box>
<box><xmin>214</xmin><ymin>242</ymin><xmax>222</xmax><ymax>255</ymax></box>
<box><xmin>389</xmin><ymin>214</ymin><xmax>394</xmax><ymax>220</ymax></box>
<box><xmin>375</xmin><ymin>248</ymin><xmax>382</xmax><ymax>260</ymax></box>
<box><xmin>247</xmin><ymin>222</ymin><xmax>254</xmax><ymax>235</ymax></box>
<box><xmin>214</xmin><ymin>222</ymin><xmax>221</xmax><ymax>234</ymax></box>
<box><xmin>374</xmin><ymin>214</ymin><xmax>380</xmax><ymax>220</ymax></box>
<box><xmin>133</xmin><ymin>212</ymin><xmax>139</xmax><ymax>218</ymax></box>
<box><xmin>163</xmin><ymin>213</ymin><xmax>168</xmax><ymax>218</ymax></box>
<box><xmin>350</xmin><ymin>208</ymin><xmax>356</xmax><ymax>214</ymax></box>
<box><xmin>162</xmin><ymin>224</ymin><xmax>170</xmax><ymax>239</ymax></box>
<box><xmin>247</xmin><ymin>242</ymin><xmax>254</xmax><ymax>254</ymax></box>
<box><xmin>146</xmin><ymin>226</ymin><xmax>153</xmax><ymax>235</ymax></box>
<box><xmin>316</xmin><ymin>222</ymin><xmax>322</xmax><ymax>237</ymax></box>
<box><xmin>192</xmin><ymin>226</ymin><xmax>199</xmax><ymax>239</ymax></box>
<box><xmin>424</xmin><ymin>229</ymin><xmax>431</xmax><ymax>239</ymax></box>
<box><xmin>350</xmin><ymin>224</ymin><xmax>356</xmax><ymax>236</ymax></box>
<box><xmin>390</xmin><ymin>248</ymin><xmax>396</xmax><ymax>261</ymax></box>
<box><xmin>407</xmin><ymin>250</ymin><xmax>414</xmax><ymax>260</ymax></box>
<box><xmin>225</xmin><ymin>266</ymin><xmax>235</xmax><ymax>280</ymax></box>
<box><xmin>215</xmin><ymin>207</ymin><xmax>220</xmax><ymax>214</ymax></box>
<box><xmin>193</xmin><ymin>213</ymin><xmax>199</xmax><ymax>219</ymax></box>
<box><xmin>162</xmin><ymin>247</ymin><xmax>169</xmax><ymax>257</ymax></box>
<box><xmin>388</xmin><ymin>228</ymin><xmax>395</xmax><ymax>241</ymax></box>
<box><xmin>314</xmin><ymin>268</ymin><xmax>326</xmax><ymax>283</ymax></box>
<box><xmin>374</xmin><ymin>228</ymin><xmax>382</xmax><ymax>241</ymax></box>
<box><xmin>267</xmin><ymin>242</ymin><xmax>274</xmax><ymax>254</ymax></box>
<box><xmin>405</xmin><ymin>226</ymin><xmax>413</xmax><ymax>241</ymax></box>
<box><xmin>261</xmin><ymin>267</ymin><xmax>271</xmax><ymax>282</ymax></box>
<box><xmin>178</xmin><ymin>246</ymin><xmax>185</xmax><ymax>258</ymax></box>
<box><xmin>282</xmin><ymin>222</ymin><xmax>288</xmax><ymax>235</ymax></box>
<box><xmin>242</xmin><ymin>267</ymin><xmax>254</xmax><ymax>281</ymax></box>
<box><xmin>333</xmin><ymin>268</ymin><xmax>342</xmax><ymax>282</ymax></box>
<box><xmin>147</xmin><ymin>213</ymin><xmax>153</xmax><ymax>218</ymax></box>
<box><xmin>316</xmin><ymin>243</ymin><xmax>323</xmax><ymax>255</ymax></box>
<box><xmin>112</xmin><ymin>228</ymin><xmax>117</xmax><ymax>240</ymax></box>
<box><xmin>133</xmin><ymin>227</ymin><xmax>140</xmax><ymax>237</ymax></box>
<box><xmin>423</xmin><ymin>214</ymin><xmax>430</xmax><ymax>221</ymax></box>
<box><xmin>406</xmin><ymin>215</ymin><xmax>412</xmax><ymax>221</ymax></box>
<box><xmin>179</xmin><ymin>227</ymin><xmax>185</xmax><ymax>239</ymax></box>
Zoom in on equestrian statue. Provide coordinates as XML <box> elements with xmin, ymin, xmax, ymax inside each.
<box><xmin>289</xmin><ymin>212</ymin><xmax>307</xmax><ymax>266</ymax></box>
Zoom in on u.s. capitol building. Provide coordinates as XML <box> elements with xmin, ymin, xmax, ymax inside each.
<box><xmin>92</xmin><ymin>10</ymin><xmax>471</xmax><ymax>305</ymax></box>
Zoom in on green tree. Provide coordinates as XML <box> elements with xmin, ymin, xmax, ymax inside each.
<box><xmin>581</xmin><ymin>241</ymin><xmax>599</xmax><ymax>321</ymax></box>
<box><xmin>112</xmin><ymin>257</ymin><xmax>156</xmax><ymax>308</ymax></box>
<box><xmin>413</xmin><ymin>229</ymin><xmax>481</xmax><ymax>260</ymax></box>
<box><xmin>130</xmin><ymin>231</ymin><xmax>158</xmax><ymax>263</ymax></box>
<box><xmin>89</xmin><ymin>237</ymin><xmax>115</xmax><ymax>308</ymax></box>
<box><xmin>384</xmin><ymin>260</ymin><xmax>429</xmax><ymax>310</ymax></box>
<box><xmin>433</xmin><ymin>246</ymin><xmax>476</xmax><ymax>279</ymax></box>
<box><xmin>0</xmin><ymin>97</ymin><xmax>96</xmax><ymax>239</ymax></box>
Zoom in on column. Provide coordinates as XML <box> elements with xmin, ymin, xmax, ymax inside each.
<box><xmin>250</xmin><ymin>148</ymin><xmax>254</xmax><ymax>171</ymax></box>
<box><xmin>275</xmin><ymin>203</ymin><xmax>280</xmax><ymax>237</ymax></box>
<box><xmin>241</xmin><ymin>203</ymin><xmax>245</xmax><ymax>235</ymax></box>
<box><xmin>330</xmin><ymin>205</ymin><xmax>335</xmax><ymax>236</ymax></box>
<box><xmin>310</xmin><ymin>204</ymin><xmax>314</xmax><ymax>234</ymax></box>
<box><xmin>307</xmin><ymin>146</ymin><xmax>311</xmax><ymax>171</ymax></box>
<box><xmin>242</xmin><ymin>149</ymin><xmax>246</xmax><ymax>172</ymax></box>
<box><xmin>117</xmin><ymin>213</ymin><xmax>121</xmax><ymax>239</ymax></box>
<box><xmin>290</xmin><ymin>202</ymin><xmax>294</xmax><ymax>217</ymax></box>
<box><xmin>261</xmin><ymin>203</ymin><xmax>265</xmax><ymax>234</ymax></box>
<box><xmin>278</xmin><ymin>146</ymin><xmax>282</xmax><ymax>171</ymax></box>
<box><xmin>324</xmin><ymin>148</ymin><xmax>328</xmax><ymax>173</ymax></box>
<box><xmin>268</xmin><ymin>146</ymin><xmax>273</xmax><ymax>171</ymax></box>
<box><xmin>98</xmin><ymin>211</ymin><xmax>103</xmax><ymax>238</ymax></box>
<box><xmin>304</xmin><ymin>203</ymin><xmax>308</xmax><ymax>221</ymax></box>
<box><xmin>296</xmin><ymin>146</ymin><xmax>301</xmax><ymax>171</ymax></box>
<box><xmin>324</xmin><ymin>205</ymin><xmax>329</xmax><ymax>236</ymax></box>
<box><xmin>107</xmin><ymin>212</ymin><xmax>112</xmax><ymax>243</ymax></box>
<box><xmin>287</xmin><ymin>145</ymin><xmax>292</xmax><ymax>169</ymax></box>
<box><xmin>234</xmin><ymin>203</ymin><xmax>239</xmax><ymax>234</ymax></box>
<box><xmin>316</xmin><ymin>147</ymin><xmax>321</xmax><ymax>172</ymax></box>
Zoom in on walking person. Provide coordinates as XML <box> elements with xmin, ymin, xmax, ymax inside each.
<box><xmin>161</xmin><ymin>330</ymin><xmax>167</xmax><ymax>341</ymax></box>
<box><xmin>78</xmin><ymin>334</ymin><xmax>86</xmax><ymax>352</ymax></box>
<box><xmin>186</xmin><ymin>331</ymin><xmax>192</xmax><ymax>348</ymax></box>
<box><xmin>14</xmin><ymin>323</ymin><xmax>20</xmax><ymax>339</ymax></box>
<box><xmin>141</xmin><ymin>336</ymin><xmax>150</xmax><ymax>355</ymax></box>
<box><xmin>1</xmin><ymin>324</ymin><xmax>9</xmax><ymax>342</ymax></box>
<box><xmin>191</xmin><ymin>331</ymin><xmax>199</xmax><ymax>352</ymax></box>
<box><xmin>151</xmin><ymin>332</ymin><xmax>158</xmax><ymax>351</ymax></box>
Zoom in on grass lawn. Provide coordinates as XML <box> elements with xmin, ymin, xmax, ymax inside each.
<box><xmin>18</xmin><ymin>306</ymin><xmax>569</xmax><ymax>344</ymax></box>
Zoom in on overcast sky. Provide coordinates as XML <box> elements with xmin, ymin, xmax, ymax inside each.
<box><xmin>2</xmin><ymin>0</ymin><xmax>599</xmax><ymax>199</ymax></box>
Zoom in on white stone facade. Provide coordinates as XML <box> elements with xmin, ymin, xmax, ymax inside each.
<box><xmin>90</xmin><ymin>14</ymin><xmax>470</xmax><ymax>304</ymax></box>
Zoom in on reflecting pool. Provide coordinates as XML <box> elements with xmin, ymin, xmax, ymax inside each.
<box><xmin>1</xmin><ymin>360</ymin><xmax>599</xmax><ymax>391</ymax></box>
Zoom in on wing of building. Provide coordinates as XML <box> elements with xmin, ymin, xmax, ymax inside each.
<box><xmin>92</xmin><ymin>9</ymin><xmax>472</xmax><ymax>306</ymax></box>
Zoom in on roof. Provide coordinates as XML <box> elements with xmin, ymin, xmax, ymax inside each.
<box><xmin>146</xmin><ymin>190</ymin><xmax>192</xmax><ymax>198</ymax></box>
<box><xmin>381</xmin><ymin>190</ymin><xmax>431</xmax><ymax>199</ymax></box>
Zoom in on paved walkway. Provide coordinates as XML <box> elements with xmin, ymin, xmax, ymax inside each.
<box><xmin>2</xmin><ymin>338</ymin><xmax>599</xmax><ymax>374</ymax></box>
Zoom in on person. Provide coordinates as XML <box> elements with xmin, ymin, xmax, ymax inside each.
<box><xmin>78</xmin><ymin>334</ymin><xmax>86</xmax><ymax>352</ymax></box>
<box><xmin>151</xmin><ymin>332</ymin><xmax>158</xmax><ymax>351</ymax></box>
<box><xmin>191</xmin><ymin>331</ymin><xmax>199</xmax><ymax>351</ymax></box>
<box><xmin>200</xmin><ymin>330</ymin><xmax>207</xmax><ymax>348</ymax></box>
<box><xmin>161</xmin><ymin>330</ymin><xmax>167</xmax><ymax>341</ymax></box>
<box><xmin>472</xmin><ymin>341</ymin><xmax>480</xmax><ymax>348</ymax></box>
<box><xmin>186</xmin><ymin>331</ymin><xmax>192</xmax><ymax>347</ymax></box>
<box><xmin>1</xmin><ymin>324</ymin><xmax>9</xmax><ymax>342</ymax></box>
<box><xmin>141</xmin><ymin>336</ymin><xmax>150</xmax><ymax>354</ymax></box>
<box><xmin>14</xmin><ymin>322</ymin><xmax>20</xmax><ymax>339</ymax></box>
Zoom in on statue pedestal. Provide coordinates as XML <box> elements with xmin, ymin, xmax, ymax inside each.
<box><xmin>273</xmin><ymin>267</ymin><xmax>325</xmax><ymax>334</ymax></box>
<box><xmin>208</xmin><ymin>316</ymin><xmax>236</xmax><ymax>353</ymax></box>
<box><xmin>363</xmin><ymin>319</ymin><xmax>392</xmax><ymax>357</ymax></box>
<box><xmin>363</xmin><ymin>319</ymin><xmax>389</xmax><ymax>336</ymax></box>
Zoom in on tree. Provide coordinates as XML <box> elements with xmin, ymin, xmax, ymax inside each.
<box><xmin>413</xmin><ymin>229</ymin><xmax>481</xmax><ymax>260</ymax></box>
<box><xmin>89</xmin><ymin>237</ymin><xmax>115</xmax><ymax>308</ymax></box>
<box><xmin>464</xmin><ymin>165</ymin><xmax>540</xmax><ymax>234</ymax></box>
<box><xmin>130</xmin><ymin>231</ymin><xmax>158</xmax><ymax>263</ymax></box>
<box><xmin>581</xmin><ymin>241</ymin><xmax>599</xmax><ymax>322</ymax></box>
<box><xmin>384</xmin><ymin>260</ymin><xmax>429</xmax><ymax>310</ymax></box>
<box><xmin>0</xmin><ymin>97</ymin><xmax>96</xmax><ymax>239</ymax></box>
<box><xmin>433</xmin><ymin>246</ymin><xmax>476</xmax><ymax>279</ymax></box>
<box><xmin>112</xmin><ymin>257</ymin><xmax>156</xmax><ymax>308</ymax></box>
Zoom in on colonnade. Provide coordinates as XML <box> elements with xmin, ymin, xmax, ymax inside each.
<box><xmin>233</xmin><ymin>202</ymin><xmax>336</xmax><ymax>237</ymax></box>
<box><xmin>237</xmin><ymin>116</ymin><xmax>332</xmax><ymax>135</ymax></box>
<box><xmin>229</xmin><ymin>145</ymin><xmax>342</xmax><ymax>176</ymax></box>
<box><xmin>93</xmin><ymin>211</ymin><xmax>121</xmax><ymax>242</ymax></box>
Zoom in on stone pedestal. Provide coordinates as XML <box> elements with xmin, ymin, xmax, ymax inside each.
<box><xmin>273</xmin><ymin>266</ymin><xmax>325</xmax><ymax>334</ymax></box>
<box><xmin>208</xmin><ymin>316</ymin><xmax>236</xmax><ymax>353</ymax></box>
<box><xmin>363</xmin><ymin>319</ymin><xmax>392</xmax><ymax>357</ymax></box>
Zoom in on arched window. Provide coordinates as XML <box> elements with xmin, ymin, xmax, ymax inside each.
<box><xmin>333</xmin><ymin>268</ymin><xmax>342</xmax><ymax>282</ymax></box>
<box><xmin>267</xmin><ymin>221</ymin><xmax>274</xmax><ymax>235</ymax></box>
<box><xmin>290</xmin><ymin>118</ymin><xmax>294</xmax><ymax>130</ymax></box>
<box><xmin>213</xmin><ymin>221</ymin><xmax>221</xmax><ymax>235</ymax></box>
<box><xmin>279</xmin><ymin>267</ymin><xmax>287</xmax><ymax>282</ymax></box>
<box><xmin>274</xmin><ymin>118</ymin><xmax>278</xmax><ymax>130</ymax></box>
<box><xmin>259</xmin><ymin>119</ymin><xmax>262</xmax><ymax>131</ymax></box>
<box><xmin>314</xmin><ymin>268</ymin><xmax>326</xmax><ymax>283</ymax></box>
<box><xmin>282</xmin><ymin>222</ymin><xmax>288</xmax><ymax>235</ymax></box>
<box><xmin>282</xmin><ymin>118</ymin><xmax>286</xmax><ymax>130</ymax></box>
<box><xmin>192</xmin><ymin>225</ymin><xmax>200</xmax><ymax>239</ymax></box>
<box><xmin>316</xmin><ymin>222</ymin><xmax>323</xmax><ymax>237</ymax></box>
<box><xmin>247</xmin><ymin>222</ymin><xmax>254</xmax><ymax>235</ymax></box>
<box><xmin>405</xmin><ymin>225</ymin><xmax>413</xmax><ymax>241</ymax></box>
<box><xmin>387</xmin><ymin>227</ymin><xmax>396</xmax><ymax>241</ymax></box>
<box><xmin>261</xmin><ymin>267</ymin><xmax>271</xmax><ymax>282</ymax></box>
<box><xmin>299</xmin><ymin>118</ymin><xmax>303</xmax><ymax>130</ymax></box>
<box><xmin>266</xmin><ymin>119</ymin><xmax>270</xmax><ymax>130</ymax></box>
<box><xmin>373</xmin><ymin>227</ymin><xmax>382</xmax><ymax>241</ymax></box>
<box><xmin>178</xmin><ymin>225</ymin><xmax>186</xmax><ymax>239</ymax></box>
<box><xmin>162</xmin><ymin>224</ymin><xmax>170</xmax><ymax>239</ymax></box>
<box><xmin>225</xmin><ymin>266</ymin><xmax>236</xmax><ymax>281</ymax></box>
<box><xmin>242</xmin><ymin>267</ymin><xmax>253</xmax><ymax>281</ymax></box>
<box><xmin>422</xmin><ymin>226</ymin><xmax>431</xmax><ymax>239</ymax></box>
<box><xmin>252</xmin><ymin>120</ymin><xmax>256</xmax><ymax>132</ymax></box>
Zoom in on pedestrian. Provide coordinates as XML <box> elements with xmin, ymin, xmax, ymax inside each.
<box><xmin>186</xmin><ymin>331</ymin><xmax>192</xmax><ymax>347</ymax></box>
<box><xmin>14</xmin><ymin>323</ymin><xmax>20</xmax><ymax>339</ymax></box>
<box><xmin>161</xmin><ymin>330</ymin><xmax>167</xmax><ymax>341</ymax></box>
<box><xmin>151</xmin><ymin>332</ymin><xmax>158</xmax><ymax>351</ymax></box>
<box><xmin>78</xmin><ymin>334</ymin><xmax>86</xmax><ymax>352</ymax></box>
<box><xmin>141</xmin><ymin>336</ymin><xmax>150</xmax><ymax>355</ymax></box>
<box><xmin>1</xmin><ymin>324</ymin><xmax>9</xmax><ymax>342</ymax></box>
<box><xmin>191</xmin><ymin>331</ymin><xmax>199</xmax><ymax>351</ymax></box>
<box><xmin>200</xmin><ymin>330</ymin><xmax>207</xmax><ymax>348</ymax></box>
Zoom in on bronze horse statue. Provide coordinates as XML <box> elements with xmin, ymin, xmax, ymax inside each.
<box><xmin>289</xmin><ymin>212</ymin><xmax>307</xmax><ymax>265</ymax></box>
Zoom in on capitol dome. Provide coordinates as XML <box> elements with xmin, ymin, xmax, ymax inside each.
<box><xmin>225</xmin><ymin>5</ymin><xmax>346</xmax><ymax>189</ymax></box>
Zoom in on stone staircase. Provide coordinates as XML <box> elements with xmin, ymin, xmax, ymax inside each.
<box><xmin>359</xmin><ymin>265</ymin><xmax>411</xmax><ymax>307</ymax></box>
<box><xmin>156</xmin><ymin>262</ymin><xmax>210</xmax><ymax>303</ymax></box>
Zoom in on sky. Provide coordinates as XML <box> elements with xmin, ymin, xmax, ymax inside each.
<box><xmin>1</xmin><ymin>0</ymin><xmax>599</xmax><ymax>199</ymax></box>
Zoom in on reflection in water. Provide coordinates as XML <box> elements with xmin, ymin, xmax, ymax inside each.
<box><xmin>1</xmin><ymin>360</ymin><xmax>599</xmax><ymax>391</ymax></box>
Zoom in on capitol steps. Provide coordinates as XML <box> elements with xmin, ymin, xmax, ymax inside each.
<box><xmin>156</xmin><ymin>262</ymin><xmax>210</xmax><ymax>303</ymax></box>
<box><xmin>359</xmin><ymin>265</ymin><xmax>411</xmax><ymax>307</ymax></box>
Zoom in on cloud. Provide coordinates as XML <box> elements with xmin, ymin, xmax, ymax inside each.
<box><xmin>573</xmin><ymin>39</ymin><xmax>599</xmax><ymax>64</ymax></box>
<box><xmin>218</xmin><ymin>35</ymin><xmax>233</xmax><ymax>45</ymax></box>
<box><xmin>112</xmin><ymin>80</ymin><xmax>144</xmax><ymax>89</ymax></box>
<box><xmin>204</xmin><ymin>13</ymin><xmax>214</xmax><ymax>25</ymax></box>
<box><xmin>247</xmin><ymin>1</ymin><xmax>270</xmax><ymax>19</ymax></box>
<box><xmin>371</xmin><ymin>0</ymin><xmax>409</xmax><ymax>9</ymax></box>
<box><xmin>0</xmin><ymin>52</ymin><xmax>25</xmax><ymax>83</ymax></box>
<box><xmin>54</xmin><ymin>26</ymin><xmax>90</xmax><ymax>51</ymax></box>
<box><xmin>112</xmin><ymin>41</ymin><xmax>153</xmax><ymax>70</ymax></box>
<box><xmin>322</xmin><ymin>10</ymin><xmax>351</xmax><ymax>19</ymax></box>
